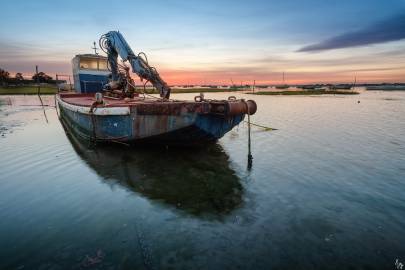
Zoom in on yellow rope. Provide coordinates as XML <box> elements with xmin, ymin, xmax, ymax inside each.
<box><xmin>243</xmin><ymin>121</ymin><xmax>277</xmax><ymax>131</ymax></box>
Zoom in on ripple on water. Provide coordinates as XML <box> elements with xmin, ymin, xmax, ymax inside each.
<box><xmin>1</xmin><ymin>93</ymin><xmax>405</xmax><ymax>270</ymax></box>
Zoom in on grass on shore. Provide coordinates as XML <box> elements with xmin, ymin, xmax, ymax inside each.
<box><xmin>0</xmin><ymin>86</ymin><xmax>58</xmax><ymax>95</ymax></box>
<box><xmin>249</xmin><ymin>90</ymin><xmax>359</xmax><ymax>95</ymax></box>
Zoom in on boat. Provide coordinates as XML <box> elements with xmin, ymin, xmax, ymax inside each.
<box><xmin>56</xmin><ymin>32</ymin><xmax>257</xmax><ymax>145</ymax></box>
<box><xmin>330</xmin><ymin>77</ymin><xmax>356</xmax><ymax>90</ymax></box>
<box><xmin>330</xmin><ymin>84</ymin><xmax>353</xmax><ymax>90</ymax></box>
<box><xmin>275</xmin><ymin>72</ymin><xmax>289</xmax><ymax>89</ymax></box>
<box><xmin>56</xmin><ymin>92</ymin><xmax>256</xmax><ymax>145</ymax></box>
<box><xmin>299</xmin><ymin>84</ymin><xmax>324</xmax><ymax>90</ymax></box>
<box><xmin>366</xmin><ymin>84</ymin><xmax>405</xmax><ymax>91</ymax></box>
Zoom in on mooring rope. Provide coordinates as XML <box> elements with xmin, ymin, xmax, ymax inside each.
<box><xmin>247</xmin><ymin>103</ymin><xmax>253</xmax><ymax>169</ymax></box>
<box><xmin>242</xmin><ymin>100</ymin><xmax>253</xmax><ymax>169</ymax></box>
<box><xmin>242</xmin><ymin>121</ymin><xmax>277</xmax><ymax>131</ymax></box>
<box><xmin>89</xmin><ymin>102</ymin><xmax>98</xmax><ymax>145</ymax></box>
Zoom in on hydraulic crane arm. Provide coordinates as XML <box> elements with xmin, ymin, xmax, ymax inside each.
<box><xmin>100</xmin><ymin>31</ymin><xmax>171</xmax><ymax>99</ymax></box>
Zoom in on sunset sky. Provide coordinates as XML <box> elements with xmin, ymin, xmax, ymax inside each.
<box><xmin>1</xmin><ymin>0</ymin><xmax>405</xmax><ymax>85</ymax></box>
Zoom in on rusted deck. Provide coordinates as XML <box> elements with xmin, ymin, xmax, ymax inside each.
<box><xmin>60</xmin><ymin>93</ymin><xmax>197</xmax><ymax>107</ymax></box>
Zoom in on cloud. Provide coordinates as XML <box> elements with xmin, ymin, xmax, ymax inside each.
<box><xmin>0</xmin><ymin>40</ymin><xmax>73</xmax><ymax>76</ymax></box>
<box><xmin>298</xmin><ymin>12</ymin><xmax>405</xmax><ymax>52</ymax></box>
<box><xmin>0</xmin><ymin>40</ymin><xmax>73</xmax><ymax>61</ymax></box>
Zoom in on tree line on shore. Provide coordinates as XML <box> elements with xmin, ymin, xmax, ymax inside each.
<box><xmin>0</xmin><ymin>68</ymin><xmax>61</xmax><ymax>86</ymax></box>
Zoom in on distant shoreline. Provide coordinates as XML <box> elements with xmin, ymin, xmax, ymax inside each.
<box><xmin>4</xmin><ymin>86</ymin><xmax>405</xmax><ymax>96</ymax></box>
<box><xmin>0</xmin><ymin>86</ymin><xmax>246</xmax><ymax>95</ymax></box>
<box><xmin>249</xmin><ymin>90</ymin><xmax>359</xmax><ymax>95</ymax></box>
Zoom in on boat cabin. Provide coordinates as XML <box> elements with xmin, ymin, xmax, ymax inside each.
<box><xmin>72</xmin><ymin>54</ymin><xmax>110</xmax><ymax>93</ymax></box>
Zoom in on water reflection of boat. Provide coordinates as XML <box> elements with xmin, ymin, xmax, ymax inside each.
<box><xmin>62</xmin><ymin>119</ymin><xmax>244</xmax><ymax>216</ymax></box>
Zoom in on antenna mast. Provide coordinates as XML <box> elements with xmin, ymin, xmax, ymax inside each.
<box><xmin>92</xmin><ymin>41</ymin><xmax>99</xmax><ymax>55</ymax></box>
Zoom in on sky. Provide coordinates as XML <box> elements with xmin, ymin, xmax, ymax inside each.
<box><xmin>0</xmin><ymin>0</ymin><xmax>405</xmax><ymax>85</ymax></box>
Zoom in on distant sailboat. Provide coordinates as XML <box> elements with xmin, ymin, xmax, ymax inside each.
<box><xmin>275</xmin><ymin>72</ymin><xmax>289</xmax><ymax>89</ymax></box>
<box><xmin>331</xmin><ymin>76</ymin><xmax>356</xmax><ymax>90</ymax></box>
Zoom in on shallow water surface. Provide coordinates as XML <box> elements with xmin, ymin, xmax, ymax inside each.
<box><xmin>0</xmin><ymin>91</ymin><xmax>405</xmax><ymax>269</ymax></box>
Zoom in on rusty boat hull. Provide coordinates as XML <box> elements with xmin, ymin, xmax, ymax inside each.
<box><xmin>56</xmin><ymin>93</ymin><xmax>256</xmax><ymax>145</ymax></box>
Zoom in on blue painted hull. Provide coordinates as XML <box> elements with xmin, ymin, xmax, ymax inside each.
<box><xmin>58</xmin><ymin>99</ymin><xmax>244</xmax><ymax>145</ymax></box>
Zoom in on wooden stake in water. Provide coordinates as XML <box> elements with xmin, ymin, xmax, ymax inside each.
<box><xmin>247</xmin><ymin>105</ymin><xmax>253</xmax><ymax>170</ymax></box>
<box><xmin>36</xmin><ymin>65</ymin><xmax>40</xmax><ymax>94</ymax></box>
<box><xmin>36</xmin><ymin>65</ymin><xmax>48</xmax><ymax>124</ymax></box>
<box><xmin>253</xmin><ymin>80</ymin><xmax>255</xmax><ymax>93</ymax></box>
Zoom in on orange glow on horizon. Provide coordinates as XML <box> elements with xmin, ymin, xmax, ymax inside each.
<box><xmin>155</xmin><ymin>69</ymin><xmax>405</xmax><ymax>85</ymax></box>
<box><xmin>3</xmin><ymin>66</ymin><xmax>405</xmax><ymax>85</ymax></box>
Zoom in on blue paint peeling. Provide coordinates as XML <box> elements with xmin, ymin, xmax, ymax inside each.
<box><xmin>59</xmin><ymin>104</ymin><xmax>245</xmax><ymax>144</ymax></box>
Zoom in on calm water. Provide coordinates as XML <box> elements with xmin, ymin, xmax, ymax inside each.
<box><xmin>1</xmin><ymin>90</ymin><xmax>405</xmax><ymax>270</ymax></box>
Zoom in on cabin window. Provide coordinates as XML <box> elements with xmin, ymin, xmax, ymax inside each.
<box><xmin>98</xmin><ymin>60</ymin><xmax>107</xmax><ymax>70</ymax></box>
<box><xmin>79</xmin><ymin>58</ymin><xmax>108</xmax><ymax>71</ymax></box>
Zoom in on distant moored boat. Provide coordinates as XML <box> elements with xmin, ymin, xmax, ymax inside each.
<box><xmin>275</xmin><ymin>72</ymin><xmax>289</xmax><ymax>89</ymax></box>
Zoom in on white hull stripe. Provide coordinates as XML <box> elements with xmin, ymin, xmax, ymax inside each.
<box><xmin>56</xmin><ymin>95</ymin><xmax>130</xmax><ymax>116</ymax></box>
<box><xmin>77</xmin><ymin>70</ymin><xmax>110</xmax><ymax>76</ymax></box>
